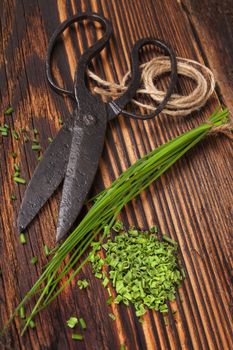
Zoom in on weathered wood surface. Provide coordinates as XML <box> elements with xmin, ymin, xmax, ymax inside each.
<box><xmin>0</xmin><ymin>0</ymin><xmax>232</xmax><ymax>349</ymax></box>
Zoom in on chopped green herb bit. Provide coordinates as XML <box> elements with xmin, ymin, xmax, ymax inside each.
<box><xmin>37</xmin><ymin>155</ymin><xmax>43</xmax><ymax>161</ymax></box>
<box><xmin>20</xmin><ymin>233</ymin><xmax>27</xmax><ymax>244</ymax></box>
<box><xmin>67</xmin><ymin>317</ymin><xmax>78</xmax><ymax>328</ymax></box>
<box><xmin>79</xmin><ymin>317</ymin><xmax>86</xmax><ymax>330</ymax></box>
<box><xmin>48</xmin><ymin>137</ymin><xmax>53</xmax><ymax>143</ymax></box>
<box><xmin>108</xmin><ymin>313</ymin><xmax>116</xmax><ymax>321</ymax></box>
<box><xmin>14</xmin><ymin>163</ymin><xmax>20</xmax><ymax>171</ymax></box>
<box><xmin>24</xmin><ymin>135</ymin><xmax>29</xmax><ymax>143</ymax></box>
<box><xmin>112</xmin><ymin>220</ymin><xmax>123</xmax><ymax>232</ymax></box>
<box><xmin>149</xmin><ymin>226</ymin><xmax>158</xmax><ymax>233</ymax></box>
<box><xmin>0</xmin><ymin>127</ymin><xmax>8</xmax><ymax>132</ymax></box>
<box><xmin>120</xmin><ymin>345</ymin><xmax>126</xmax><ymax>350</ymax></box>
<box><xmin>1</xmin><ymin>131</ymin><xmax>8</xmax><ymax>136</ymax></box>
<box><xmin>44</xmin><ymin>245</ymin><xmax>50</xmax><ymax>256</ymax></box>
<box><xmin>19</xmin><ymin>306</ymin><xmax>25</xmax><ymax>319</ymax></box>
<box><xmin>12</xmin><ymin>130</ymin><xmax>19</xmax><ymax>140</ymax></box>
<box><xmin>58</xmin><ymin>117</ymin><xmax>63</xmax><ymax>125</ymax></box>
<box><xmin>90</xmin><ymin>227</ymin><xmax>183</xmax><ymax>317</ymax></box>
<box><xmin>11</xmin><ymin>194</ymin><xmax>17</xmax><ymax>201</ymax></box>
<box><xmin>102</xmin><ymin>276</ymin><xmax>109</xmax><ymax>288</ymax></box>
<box><xmin>29</xmin><ymin>319</ymin><xmax>36</xmax><ymax>329</ymax></box>
<box><xmin>33</xmin><ymin>128</ymin><xmax>38</xmax><ymax>135</ymax></box>
<box><xmin>31</xmin><ymin>256</ymin><xmax>38</xmax><ymax>265</ymax></box>
<box><xmin>4</xmin><ymin>106</ymin><xmax>14</xmax><ymax>115</ymax></box>
<box><xmin>72</xmin><ymin>333</ymin><xmax>83</xmax><ymax>341</ymax></box>
<box><xmin>77</xmin><ymin>279</ymin><xmax>89</xmax><ymax>289</ymax></box>
<box><xmin>11</xmin><ymin>152</ymin><xmax>17</xmax><ymax>159</ymax></box>
<box><xmin>13</xmin><ymin>177</ymin><xmax>26</xmax><ymax>184</ymax></box>
<box><xmin>13</xmin><ymin>171</ymin><xmax>20</xmax><ymax>178</ymax></box>
<box><xmin>32</xmin><ymin>144</ymin><xmax>41</xmax><ymax>151</ymax></box>
<box><xmin>20</xmin><ymin>127</ymin><xmax>27</xmax><ymax>133</ymax></box>
<box><xmin>107</xmin><ymin>296</ymin><xmax>113</xmax><ymax>305</ymax></box>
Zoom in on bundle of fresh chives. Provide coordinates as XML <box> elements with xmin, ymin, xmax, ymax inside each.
<box><xmin>3</xmin><ymin>107</ymin><xmax>229</xmax><ymax>334</ymax></box>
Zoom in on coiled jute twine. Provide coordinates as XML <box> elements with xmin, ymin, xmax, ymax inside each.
<box><xmin>87</xmin><ymin>56</ymin><xmax>233</xmax><ymax>138</ymax></box>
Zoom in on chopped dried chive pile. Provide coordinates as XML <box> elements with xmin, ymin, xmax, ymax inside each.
<box><xmin>89</xmin><ymin>223</ymin><xmax>183</xmax><ymax>317</ymax></box>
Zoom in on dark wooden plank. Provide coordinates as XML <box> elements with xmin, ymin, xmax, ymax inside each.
<box><xmin>0</xmin><ymin>0</ymin><xmax>232</xmax><ymax>349</ymax></box>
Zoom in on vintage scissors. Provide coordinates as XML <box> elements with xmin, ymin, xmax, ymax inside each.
<box><xmin>17</xmin><ymin>13</ymin><xmax>177</xmax><ymax>242</ymax></box>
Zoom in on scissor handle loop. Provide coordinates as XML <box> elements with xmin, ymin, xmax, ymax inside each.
<box><xmin>46</xmin><ymin>13</ymin><xmax>112</xmax><ymax>100</ymax></box>
<box><xmin>109</xmin><ymin>38</ymin><xmax>177</xmax><ymax>120</ymax></box>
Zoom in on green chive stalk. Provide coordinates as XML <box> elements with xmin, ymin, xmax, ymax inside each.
<box><xmin>3</xmin><ymin>108</ymin><xmax>229</xmax><ymax>334</ymax></box>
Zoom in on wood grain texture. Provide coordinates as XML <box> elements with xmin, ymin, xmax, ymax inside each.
<box><xmin>0</xmin><ymin>0</ymin><xmax>232</xmax><ymax>349</ymax></box>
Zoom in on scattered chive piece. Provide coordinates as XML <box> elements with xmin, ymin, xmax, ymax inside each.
<box><xmin>149</xmin><ymin>226</ymin><xmax>158</xmax><ymax>233</ymax></box>
<box><xmin>71</xmin><ymin>333</ymin><xmax>83</xmax><ymax>341</ymax></box>
<box><xmin>58</xmin><ymin>117</ymin><xmax>63</xmax><ymax>125</ymax></box>
<box><xmin>102</xmin><ymin>276</ymin><xmax>109</xmax><ymax>288</ymax></box>
<box><xmin>24</xmin><ymin>135</ymin><xmax>29</xmax><ymax>143</ymax></box>
<box><xmin>20</xmin><ymin>233</ymin><xmax>27</xmax><ymax>244</ymax></box>
<box><xmin>66</xmin><ymin>317</ymin><xmax>78</xmax><ymax>328</ymax></box>
<box><xmin>31</xmin><ymin>144</ymin><xmax>41</xmax><ymax>151</ymax></box>
<box><xmin>33</xmin><ymin>128</ymin><xmax>38</xmax><ymax>135</ymax></box>
<box><xmin>108</xmin><ymin>313</ymin><xmax>116</xmax><ymax>321</ymax></box>
<box><xmin>14</xmin><ymin>164</ymin><xmax>20</xmax><ymax>171</ymax></box>
<box><xmin>37</xmin><ymin>155</ymin><xmax>43</xmax><ymax>161</ymax></box>
<box><xmin>44</xmin><ymin>245</ymin><xmax>50</xmax><ymax>257</ymax></box>
<box><xmin>4</xmin><ymin>106</ymin><xmax>14</xmax><ymax>115</ymax></box>
<box><xmin>77</xmin><ymin>279</ymin><xmax>89</xmax><ymax>289</ymax></box>
<box><xmin>13</xmin><ymin>177</ymin><xmax>26</xmax><ymax>184</ymax></box>
<box><xmin>29</xmin><ymin>319</ymin><xmax>36</xmax><ymax>329</ymax></box>
<box><xmin>107</xmin><ymin>296</ymin><xmax>113</xmax><ymax>305</ymax></box>
<box><xmin>11</xmin><ymin>194</ymin><xmax>17</xmax><ymax>201</ymax></box>
<box><xmin>11</xmin><ymin>152</ymin><xmax>17</xmax><ymax>159</ymax></box>
<box><xmin>0</xmin><ymin>127</ymin><xmax>8</xmax><ymax>132</ymax></box>
<box><xmin>112</xmin><ymin>220</ymin><xmax>123</xmax><ymax>232</ymax></box>
<box><xmin>79</xmin><ymin>317</ymin><xmax>86</xmax><ymax>330</ymax></box>
<box><xmin>13</xmin><ymin>171</ymin><xmax>20</xmax><ymax>178</ymax></box>
<box><xmin>20</xmin><ymin>127</ymin><xmax>27</xmax><ymax>133</ymax></box>
<box><xmin>1</xmin><ymin>131</ymin><xmax>8</xmax><ymax>136</ymax></box>
<box><xmin>48</xmin><ymin>137</ymin><xmax>53</xmax><ymax>143</ymax></box>
<box><xmin>120</xmin><ymin>345</ymin><xmax>126</xmax><ymax>350</ymax></box>
<box><xmin>31</xmin><ymin>257</ymin><xmax>38</xmax><ymax>265</ymax></box>
<box><xmin>12</xmin><ymin>130</ymin><xmax>19</xmax><ymax>140</ymax></box>
<box><xmin>19</xmin><ymin>306</ymin><xmax>25</xmax><ymax>319</ymax></box>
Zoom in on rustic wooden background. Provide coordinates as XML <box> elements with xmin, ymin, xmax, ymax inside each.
<box><xmin>0</xmin><ymin>0</ymin><xmax>232</xmax><ymax>349</ymax></box>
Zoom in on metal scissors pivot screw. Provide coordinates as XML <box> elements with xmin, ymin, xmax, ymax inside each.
<box><xmin>17</xmin><ymin>13</ymin><xmax>177</xmax><ymax>241</ymax></box>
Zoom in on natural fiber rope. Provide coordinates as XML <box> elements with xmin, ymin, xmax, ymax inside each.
<box><xmin>87</xmin><ymin>56</ymin><xmax>215</xmax><ymax>117</ymax></box>
<box><xmin>208</xmin><ymin>122</ymin><xmax>233</xmax><ymax>139</ymax></box>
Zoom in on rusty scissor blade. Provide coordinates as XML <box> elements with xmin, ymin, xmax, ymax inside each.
<box><xmin>17</xmin><ymin>122</ymin><xmax>72</xmax><ymax>232</ymax></box>
<box><xmin>56</xmin><ymin>109</ymin><xmax>107</xmax><ymax>242</ymax></box>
